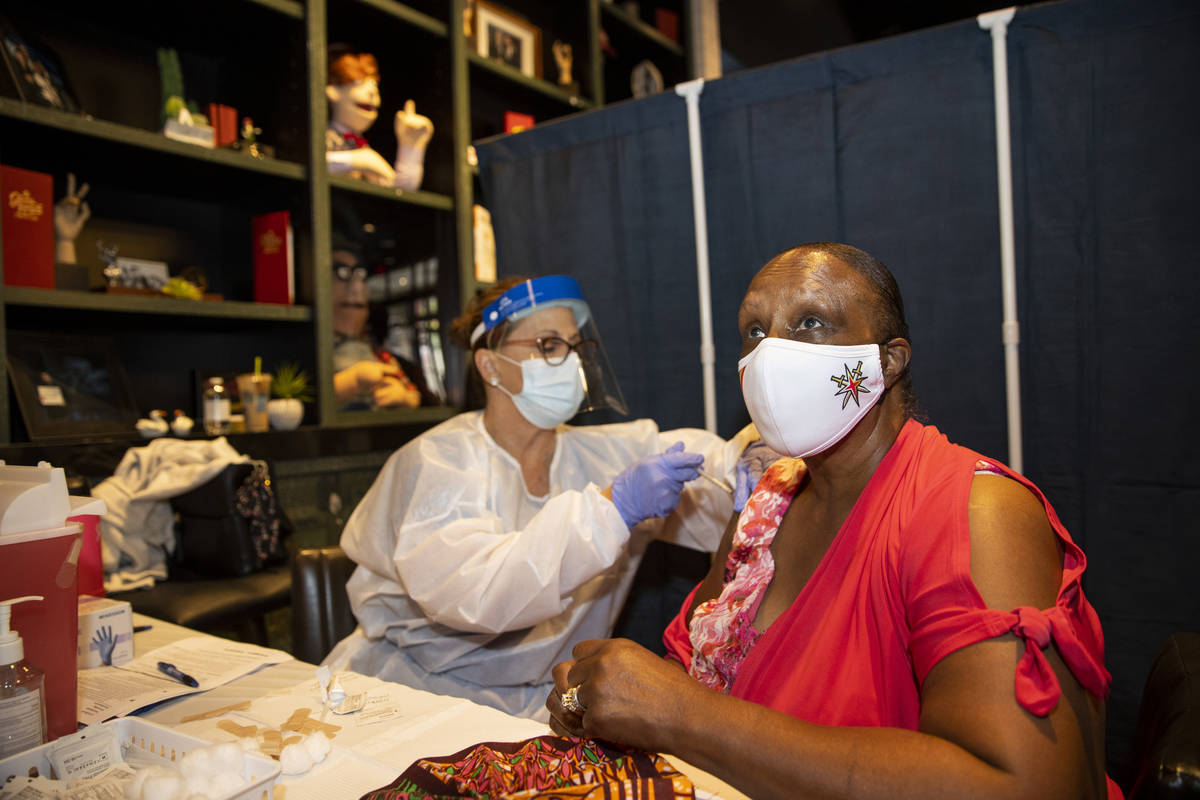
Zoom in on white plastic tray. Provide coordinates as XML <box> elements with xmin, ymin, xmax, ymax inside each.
<box><xmin>0</xmin><ymin>716</ymin><xmax>280</xmax><ymax>800</ymax></box>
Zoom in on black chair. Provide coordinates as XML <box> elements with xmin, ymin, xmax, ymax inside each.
<box><xmin>291</xmin><ymin>545</ymin><xmax>358</xmax><ymax>665</ymax></box>
<box><xmin>109</xmin><ymin>462</ymin><xmax>293</xmax><ymax>646</ymax></box>
<box><xmin>1127</xmin><ymin>632</ymin><xmax>1200</xmax><ymax>799</ymax></box>
<box><xmin>109</xmin><ymin>566</ymin><xmax>291</xmax><ymax>645</ymax></box>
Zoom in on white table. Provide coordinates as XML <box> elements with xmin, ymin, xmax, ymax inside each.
<box><xmin>128</xmin><ymin>613</ymin><xmax>748</xmax><ymax>800</ymax></box>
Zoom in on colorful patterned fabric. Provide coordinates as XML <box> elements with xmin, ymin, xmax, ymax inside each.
<box><xmin>360</xmin><ymin>735</ymin><xmax>695</xmax><ymax>800</ymax></box>
<box><xmin>687</xmin><ymin>457</ymin><xmax>807</xmax><ymax>692</ymax></box>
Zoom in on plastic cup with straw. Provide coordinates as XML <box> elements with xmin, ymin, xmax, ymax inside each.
<box><xmin>237</xmin><ymin>356</ymin><xmax>272</xmax><ymax>432</ymax></box>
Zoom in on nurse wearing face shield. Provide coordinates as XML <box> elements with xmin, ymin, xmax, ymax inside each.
<box><xmin>325</xmin><ymin>275</ymin><xmax>760</xmax><ymax>719</ymax></box>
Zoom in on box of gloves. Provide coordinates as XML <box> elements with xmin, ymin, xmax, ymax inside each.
<box><xmin>77</xmin><ymin>595</ymin><xmax>133</xmax><ymax>668</ymax></box>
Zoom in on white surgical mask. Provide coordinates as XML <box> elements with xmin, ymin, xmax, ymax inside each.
<box><xmin>738</xmin><ymin>338</ymin><xmax>886</xmax><ymax>458</ymax></box>
<box><xmin>492</xmin><ymin>351</ymin><xmax>586</xmax><ymax>429</ymax></box>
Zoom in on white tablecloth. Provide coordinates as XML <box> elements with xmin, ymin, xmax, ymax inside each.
<box><xmin>128</xmin><ymin>613</ymin><xmax>748</xmax><ymax>800</ymax></box>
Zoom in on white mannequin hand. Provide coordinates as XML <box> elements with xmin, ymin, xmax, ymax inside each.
<box><xmin>394</xmin><ymin>99</ymin><xmax>433</xmax><ymax>150</ymax></box>
<box><xmin>393</xmin><ymin>100</ymin><xmax>432</xmax><ymax>191</ymax></box>
<box><xmin>54</xmin><ymin>173</ymin><xmax>91</xmax><ymax>264</ymax></box>
<box><xmin>327</xmin><ymin>146</ymin><xmax>397</xmax><ymax>184</ymax></box>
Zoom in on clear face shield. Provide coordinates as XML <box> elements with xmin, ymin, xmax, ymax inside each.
<box><xmin>470</xmin><ymin>276</ymin><xmax>628</xmax><ymax>417</ymax></box>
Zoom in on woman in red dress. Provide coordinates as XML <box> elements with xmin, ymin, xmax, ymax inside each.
<box><xmin>548</xmin><ymin>242</ymin><xmax>1119</xmax><ymax>800</ymax></box>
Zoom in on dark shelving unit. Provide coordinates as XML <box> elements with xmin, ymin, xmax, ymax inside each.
<box><xmin>0</xmin><ymin>0</ymin><xmax>690</xmax><ymax>443</ymax></box>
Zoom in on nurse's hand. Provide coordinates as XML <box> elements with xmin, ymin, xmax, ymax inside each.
<box><xmin>610</xmin><ymin>442</ymin><xmax>704</xmax><ymax>528</ymax></box>
<box><xmin>547</xmin><ymin>638</ymin><xmax>698</xmax><ymax>753</ymax></box>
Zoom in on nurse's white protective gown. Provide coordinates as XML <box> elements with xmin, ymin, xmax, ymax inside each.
<box><xmin>325</xmin><ymin>410</ymin><xmax>753</xmax><ymax>719</ymax></box>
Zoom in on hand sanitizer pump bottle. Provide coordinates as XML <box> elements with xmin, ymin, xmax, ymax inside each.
<box><xmin>0</xmin><ymin>595</ymin><xmax>47</xmax><ymax>758</ymax></box>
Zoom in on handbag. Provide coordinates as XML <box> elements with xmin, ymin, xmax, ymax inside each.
<box><xmin>170</xmin><ymin>460</ymin><xmax>292</xmax><ymax>579</ymax></box>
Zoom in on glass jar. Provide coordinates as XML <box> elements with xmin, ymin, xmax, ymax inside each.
<box><xmin>203</xmin><ymin>376</ymin><xmax>231</xmax><ymax>436</ymax></box>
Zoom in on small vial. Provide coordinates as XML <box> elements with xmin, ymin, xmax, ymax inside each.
<box><xmin>203</xmin><ymin>377</ymin><xmax>231</xmax><ymax>436</ymax></box>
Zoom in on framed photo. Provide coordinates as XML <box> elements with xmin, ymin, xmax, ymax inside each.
<box><xmin>113</xmin><ymin>257</ymin><xmax>171</xmax><ymax>291</ymax></box>
<box><xmin>6</xmin><ymin>333</ymin><xmax>140</xmax><ymax>440</ymax></box>
<box><xmin>0</xmin><ymin>15</ymin><xmax>80</xmax><ymax>112</ymax></box>
<box><xmin>475</xmin><ymin>1</ymin><xmax>541</xmax><ymax>79</ymax></box>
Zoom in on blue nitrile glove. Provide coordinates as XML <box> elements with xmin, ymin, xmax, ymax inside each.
<box><xmin>733</xmin><ymin>439</ymin><xmax>786</xmax><ymax>513</ymax></box>
<box><xmin>611</xmin><ymin>441</ymin><xmax>705</xmax><ymax>528</ymax></box>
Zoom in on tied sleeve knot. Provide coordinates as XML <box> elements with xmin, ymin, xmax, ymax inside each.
<box><xmin>1010</xmin><ymin>605</ymin><xmax>1063</xmax><ymax>717</ymax></box>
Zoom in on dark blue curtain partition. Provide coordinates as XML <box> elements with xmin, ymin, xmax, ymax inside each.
<box><xmin>476</xmin><ymin>0</ymin><xmax>1200</xmax><ymax>783</ymax></box>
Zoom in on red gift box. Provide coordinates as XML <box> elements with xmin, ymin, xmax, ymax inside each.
<box><xmin>252</xmin><ymin>210</ymin><xmax>294</xmax><ymax>304</ymax></box>
<box><xmin>1</xmin><ymin>165</ymin><xmax>55</xmax><ymax>289</ymax></box>
<box><xmin>504</xmin><ymin>111</ymin><xmax>535</xmax><ymax>134</ymax></box>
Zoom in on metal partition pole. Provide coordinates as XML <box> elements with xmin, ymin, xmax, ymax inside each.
<box><xmin>675</xmin><ymin>78</ymin><xmax>717</xmax><ymax>433</ymax></box>
<box><xmin>979</xmin><ymin>7</ymin><xmax>1023</xmax><ymax>473</ymax></box>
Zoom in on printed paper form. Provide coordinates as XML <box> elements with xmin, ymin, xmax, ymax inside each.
<box><xmin>77</xmin><ymin>636</ymin><xmax>291</xmax><ymax>725</ymax></box>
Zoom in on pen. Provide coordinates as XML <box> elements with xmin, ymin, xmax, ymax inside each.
<box><xmin>133</xmin><ymin>625</ymin><xmax>153</xmax><ymax>633</ymax></box>
<box><xmin>157</xmin><ymin>661</ymin><xmax>199</xmax><ymax>688</ymax></box>
<box><xmin>696</xmin><ymin>468</ymin><xmax>733</xmax><ymax>493</ymax></box>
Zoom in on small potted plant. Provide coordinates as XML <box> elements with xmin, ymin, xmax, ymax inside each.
<box><xmin>267</xmin><ymin>363</ymin><xmax>312</xmax><ymax>430</ymax></box>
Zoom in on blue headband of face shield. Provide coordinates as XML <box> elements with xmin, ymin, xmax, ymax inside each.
<box><xmin>469</xmin><ymin>275</ymin><xmax>592</xmax><ymax>346</ymax></box>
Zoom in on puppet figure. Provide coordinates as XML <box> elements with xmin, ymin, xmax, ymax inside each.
<box><xmin>325</xmin><ymin>46</ymin><xmax>433</xmax><ymax>191</ymax></box>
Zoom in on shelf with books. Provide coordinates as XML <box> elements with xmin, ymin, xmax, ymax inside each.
<box><xmin>0</xmin><ymin>0</ymin><xmax>692</xmax><ymax>442</ymax></box>
<box><xmin>0</xmin><ymin>100</ymin><xmax>307</xmax><ymax>182</ymax></box>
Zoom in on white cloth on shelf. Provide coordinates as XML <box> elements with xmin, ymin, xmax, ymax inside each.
<box><xmin>92</xmin><ymin>436</ymin><xmax>249</xmax><ymax>592</ymax></box>
<box><xmin>324</xmin><ymin>411</ymin><xmax>755</xmax><ymax>720</ymax></box>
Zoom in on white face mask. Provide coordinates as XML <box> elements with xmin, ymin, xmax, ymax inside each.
<box><xmin>491</xmin><ymin>352</ymin><xmax>586</xmax><ymax>429</ymax></box>
<box><xmin>738</xmin><ymin>338</ymin><xmax>886</xmax><ymax>458</ymax></box>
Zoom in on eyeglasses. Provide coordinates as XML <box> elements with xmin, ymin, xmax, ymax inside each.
<box><xmin>502</xmin><ymin>336</ymin><xmax>599</xmax><ymax>366</ymax></box>
<box><xmin>333</xmin><ymin>264</ymin><xmax>368</xmax><ymax>282</ymax></box>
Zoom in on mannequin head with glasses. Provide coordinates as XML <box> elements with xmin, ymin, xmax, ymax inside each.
<box><xmin>329</xmin><ymin>235</ymin><xmax>422</xmax><ymax>411</ymax></box>
<box><xmin>331</xmin><ymin>243</ymin><xmax>369</xmax><ymax>338</ymax></box>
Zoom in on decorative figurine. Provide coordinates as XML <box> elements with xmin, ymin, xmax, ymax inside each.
<box><xmin>158</xmin><ymin>48</ymin><xmax>215</xmax><ymax>148</ymax></box>
<box><xmin>631</xmin><ymin>59</ymin><xmax>664</xmax><ymax>99</ymax></box>
<box><xmin>96</xmin><ymin>240</ymin><xmax>121</xmax><ymax>287</ymax></box>
<box><xmin>463</xmin><ymin>0</ymin><xmax>475</xmax><ymax>38</ymax></box>
<box><xmin>231</xmin><ymin>116</ymin><xmax>274</xmax><ymax>159</ymax></box>
<box><xmin>552</xmin><ymin>41</ymin><xmax>579</xmax><ymax>95</ymax></box>
<box><xmin>170</xmin><ymin>409</ymin><xmax>195</xmax><ymax>436</ymax></box>
<box><xmin>136</xmin><ymin>409</ymin><xmax>170</xmax><ymax>438</ymax></box>
<box><xmin>53</xmin><ymin>173</ymin><xmax>90</xmax><ymax>265</ymax></box>
<box><xmin>325</xmin><ymin>45</ymin><xmax>433</xmax><ymax>191</ymax></box>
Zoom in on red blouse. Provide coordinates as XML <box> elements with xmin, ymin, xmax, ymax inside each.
<box><xmin>664</xmin><ymin>420</ymin><xmax>1120</xmax><ymax>797</ymax></box>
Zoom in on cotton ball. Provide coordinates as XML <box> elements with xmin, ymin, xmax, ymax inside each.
<box><xmin>182</xmin><ymin>774</ymin><xmax>214</xmax><ymax>800</ymax></box>
<box><xmin>278</xmin><ymin>742</ymin><xmax>313</xmax><ymax>775</ymax></box>
<box><xmin>142</xmin><ymin>772</ymin><xmax>186</xmax><ymax>800</ymax></box>
<box><xmin>179</xmin><ymin>748</ymin><xmax>213</xmax><ymax>780</ymax></box>
<box><xmin>210</xmin><ymin>770</ymin><xmax>248</xmax><ymax>795</ymax></box>
<box><xmin>302</xmin><ymin>731</ymin><xmax>332</xmax><ymax>764</ymax></box>
<box><xmin>127</xmin><ymin>765</ymin><xmax>176</xmax><ymax>800</ymax></box>
<box><xmin>207</xmin><ymin>742</ymin><xmax>245</xmax><ymax>775</ymax></box>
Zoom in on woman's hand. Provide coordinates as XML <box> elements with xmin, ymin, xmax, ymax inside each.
<box><xmin>546</xmin><ymin>638</ymin><xmax>699</xmax><ymax>753</ymax></box>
